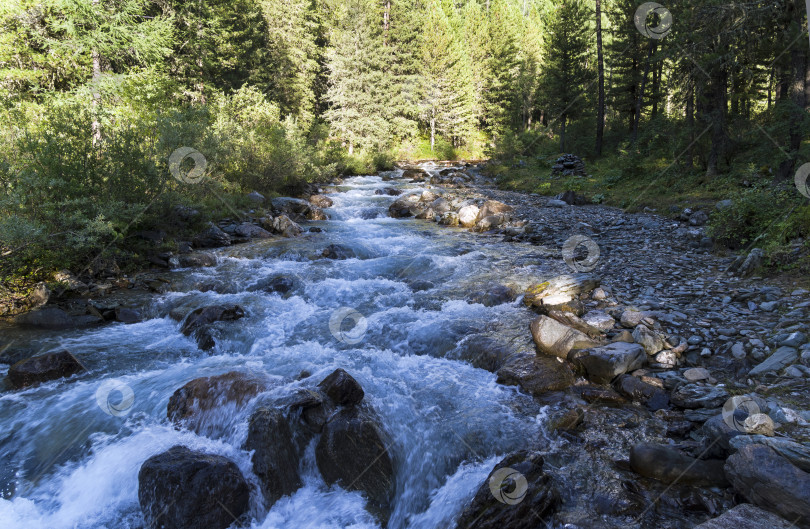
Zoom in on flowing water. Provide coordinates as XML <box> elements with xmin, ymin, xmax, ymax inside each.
<box><xmin>0</xmin><ymin>167</ymin><xmax>568</xmax><ymax>529</ymax></box>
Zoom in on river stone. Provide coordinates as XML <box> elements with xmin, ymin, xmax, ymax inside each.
<box><xmin>244</xmin><ymin>407</ymin><xmax>302</xmax><ymax>507</ymax></box>
<box><xmin>455</xmin><ymin>450</ymin><xmax>560</xmax><ymax>529</ymax></box>
<box><xmin>257</xmin><ymin>275</ymin><xmax>299</xmax><ymax>297</ymax></box>
<box><xmin>138</xmin><ymin>445</ymin><xmax>249</xmax><ymax>529</ymax></box>
<box><xmin>389</xmin><ymin>194</ymin><xmax>420</xmax><ymax>218</ymax></box>
<box><xmin>469</xmin><ymin>284</ymin><xmax>516</xmax><ymax>307</ymax></box>
<box><xmin>438</xmin><ymin>211</ymin><xmax>459</xmax><ymax>226</ymax></box>
<box><xmin>620</xmin><ymin>310</ymin><xmax>652</xmax><ymax>328</ymax></box>
<box><xmin>178</xmin><ymin>252</ymin><xmax>217</xmax><ymax>268</ymax></box>
<box><xmin>729</xmin><ymin>435</ymin><xmax>810</xmax><ymax>472</ymax></box>
<box><xmin>574</xmin><ymin>342</ymin><xmax>647</xmax><ymax>384</ymax></box>
<box><xmin>524</xmin><ymin>274</ymin><xmax>600</xmax><ymax>307</ymax></box>
<box><xmin>234</xmin><ymin>222</ymin><xmax>272</xmax><ymax>239</ymax></box>
<box><xmin>193</xmin><ymin>225</ymin><xmax>231</xmax><ymax>248</ymax></box>
<box><xmin>7</xmin><ymin>350</ymin><xmax>85</xmax><ymax>388</ymax></box>
<box><xmin>114</xmin><ymin>307</ymin><xmax>143</xmax><ymax>324</ymax></box>
<box><xmin>702</xmin><ymin>414</ymin><xmax>744</xmax><ymax>452</ymax></box>
<box><xmin>167</xmin><ymin>371</ymin><xmax>266</xmax><ymax>433</ymax></box>
<box><xmin>632</xmin><ymin>325</ymin><xmax>664</xmax><ymax>355</ymax></box>
<box><xmin>581</xmin><ymin>310</ymin><xmax>615</xmax><ymax>331</ymax></box>
<box><xmin>180</xmin><ymin>304</ymin><xmax>245</xmax><ymax>337</ymax></box>
<box><xmin>613</xmin><ymin>374</ymin><xmax>670</xmax><ymax>411</ymax></box>
<box><xmin>496</xmin><ymin>354</ymin><xmax>575</xmax><ymax>395</ymax></box>
<box><xmin>749</xmin><ymin>346</ymin><xmax>799</xmax><ymax>376</ymax></box>
<box><xmin>271</xmin><ymin>197</ymin><xmax>311</xmax><ymax>220</ymax></box>
<box><xmin>693</xmin><ymin>503</ymin><xmax>795</xmax><ymax>529</ymax></box>
<box><xmin>321</xmin><ymin>244</ymin><xmax>356</xmax><ymax>260</ymax></box>
<box><xmin>451</xmin><ymin>337</ymin><xmax>520</xmax><ymax>372</ymax></box>
<box><xmin>473</xmin><ymin>215</ymin><xmax>503</xmax><ymax>231</ymax></box>
<box><xmin>430</xmin><ymin>197</ymin><xmax>451</xmax><ymax>213</ymax></box>
<box><xmin>272</xmin><ymin>215</ymin><xmax>303</xmax><ymax>237</ymax></box>
<box><xmin>315</xmin><ymin>406</ymin><xmax>395</xmax><ymax>525</ymax></box>
<box><xmin>318</xmin><ymin>368</ymin><xmax>364</xmax><ymax>406</ymax></box>
<box><xmin>458</xmin><ymin>205</ymin><xmax>480</xmax><ymax>227</ymax></box>
<box><xmin>579</xmin><ymin>386</ymin><xmax>627</xmax><ymax>405</ymax></box>
<box><xmin>375</xmin><ymin>187</ymin><xmax>401</xmax><ymax>197</ymax></box>
<box><xmin>743</xmin><ymin>413</ymin><xmax>775</xmax><ymax>436</ymax></box>
<box><xmin>725</xmin><ymin>443</ymin><xmax>810</xmax><ymax>524</ymax></box>
<box><xmin>477</xmin><ymin>199</ymin><xmax>513</xmax><ymax>220</ymax></box>
<box><xmin>683</xmin><ymin>367</ymin><xmax>711</xmax><ymax>382</ymax></box>
<box><xmin>530</xmin><ymin>315</ymin><xmax>602</xmax><ymax>359</ymax></box>
<box><xmin>670</xmin><ymin>383</ymin><xmax>729</xmax><ymax>409</ymax></box>
<box><xmin>629</xmin><ymin>443</ymin><xmax>728</xmax><ymax>487</ymax></box>
<box><xmin>14</xmin><ymin>307</ymin><xmax>83</xmax><ymax>330</ymax></box>
<box><xmin>309</xmin><ymin>194</ymin><xmax>333</xmax><ymax>208</ymax></box>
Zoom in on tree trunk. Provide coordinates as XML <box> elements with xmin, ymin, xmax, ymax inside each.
<box><xmin>595</xmin><ymin>0</ymin><xmax>605</xmax><ymax>156</ymax></box>
<box><xmin>631</xmin><ymin>41</ymin><xmax>655</xmax><ymax>145</ymax></box>
<box><xmin>651</xmin><ymin>60</ymin><xmax>661</xmax><ymax>117</ymax></box>
<box><xmin>685</xmin><ymin>82</ymin><xmax>694</xmax><ymax>170</ymax></box>
<box><xmin>705</xmin><ymin>68</ymin><xmax>728</xmax><ymax>177</ymax></box>
<box><xmin>430</xmin><ymin>113</ymin><xmax>436</xmax><ymax>152</ymax></box>
<box><xmin>560</xmin><ymin>115</ymin><xmax>567</xmax><ymax>153</ymax></box>
<box><xmin>776</xmin><ymin>18</ymin><xmax>808</xmax><ymax>181</ymax></box>
<box><xmin>90</xmin><ymin>0</ymin><xmax>101</xmax><ymax>144</ymax></box>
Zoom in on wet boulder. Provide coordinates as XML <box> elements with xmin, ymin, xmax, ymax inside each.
<box><xmin>472</xmin><ymin>215</ymin><xmax>503</xmax><ymax>232</ymax></box>
<box><xmin>114</xmin><ymin>307</ymin><xmax>143</xmax><ymax>324</ymax></box>
<box><xmin>255</xmin><ymin>275</ymin><xmax>300</xmax><ymax>297</ymax></box>
<box><xmin>374</xmin><ymin>187</ymin><xmax>401</xmax><ymax>196</ymax></box>
<box><xmin>455</xmin><ymin>451</ymin><xmax>561</xmax><ymax>529</ymax></box>
<box><xmin>629</xmin><ymin>443</ymin><xmax>728</xmax><ymax>487</ymax></box>
<box><xmin>632</xmin><ymin>325</ymin><xmax>665</xmax><ymax>355</ymax></box>
<box><xmin>321</xmin><ymin>244</ymin><xmax>356</xmax><ymax>260</ymax></box>
<box><xmin>271</xmin><ymin>197</ymin><xmax>312</xmax><ymax>221</ymax></box>
<box><xmin>388</xmin><ymin>194</ymin><xmax>420</xmax><ymax>218</ymax></box>
<box><xmin>693</xmin><ymin>504</ymin><xmax>795</xmax><ymax>529</ymax></box>
<box><xmin>318</xmin><ymin>368</ymin><xmax>364</xmax><ymax>407</ymax></box>
<box><xmin>308</xmin><ymin>207</ymin><xmax>328</xmax><ymax>221</ymax></box>
<box><xmin>167</xmin><ymin>371</ymin><xmax>267</xmax><ymax>433</ymax></box>
<box><xmin>244</xmin><ymin>407</ymin><xmax>302</xmax><ymax>507</ymax></box>
<box><xmin>180</xmin><ymin>304</ymin><xmax>246</xmax><ymax>350</ymax></box>
<box><xmin>192</xmin><ymin>224</ymin><xmax>231</xmax><ymax>248</ymax></box>
<box><xmin>315</xmin><ymin>406</ymin><xmax>395</xmax><ymax>525</ymax></box>
<box><xmin>138</xmin><ymin>446</ymin><xmax>250</xmax><ymax>529</ymax></box>
<box><xmin>7</xmin><ymin>350</ymin><xmax>84</xmax><ymax>388</ymax></box>
<box><xmin>725</xmin><ymin>443</ymin><xmax>810</xmax><ymax>524</ymax></box>
<box><xmin>530</xmin><ymin>315</ymin><xmax>602</xmax><ymax>359</ymax></box>
<box><xmin>670</xmin><ymin>383</ymin><xmax>729</xmax><ymax>409</ymax></box>
<box><xmin>177</xmin><ymin>252</ymin><xmax>217</xmax><ymax>268</ymax></box>
<box><xmin>613</xmin><ymin>374</ymin><xmax>670</xmax><ymax>410</ymax></box>
<box><xmin>14</xmin><ymin>306</ymin><xmax>98</xmax><ymax>330</ymax></box>
<box><xmin>524</xmin><ymin>274</ymin><xmax>600</xmax><ymax>308</ymax></box>
<box><xmin>469</xmin><ymin>284</ymin><xmax>516</xmax><ymax>307</ymax></box>
<box><xmin>496</xmin><ymin>354</ymin><xmax>575</xmax><ymax>395</ymax></box>
<box><xmin>438</xmin><ymin>212</ymin><xmax>459</xmax><ymax>226</ymax></box>
<box><xmin>401</xmin><ymin>168</ymin><xmax>428</xmax><ymax>181</ymax></box>
<box><xmin>572</xmin><ymin>342</ymin><xmax>646</xmax><ymax>384</ymax></box>
<box><xmin>309</xmin><ymin>194</ymin><xmax>333</xmax><ymax>208</ymax></box>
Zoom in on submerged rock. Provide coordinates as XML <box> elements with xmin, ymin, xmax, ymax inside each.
<box><xmin>629</xmin><ymin>443</ymin><xmax>728</xmax><ymax>487</ymax></box>
<box><xmin>244</xmin><ymin>407</ymin><xmax>302</xmax><ymax>507</ymax></box>
<box><xmin>455</xmin><ymin>450</ymin><xmax>560</xmax><ymax>529</ymax></box>
<box><xmin>138</xmin><ymin>446</ymin><xmax>249</xmax><ymax>529</ymax></box>
<box><xmin>321</xmin><ymin>244</ymin><xmax>356</xmax><ymax>260</ymax></box>
<box><xmin>180</xmin><ymin>304</ymin><xmax>246</xmax><ymax>351</ymax></box>
<box><xmin>8</xmin><ymin>351</ymin><xmax>85</xmax><ymax>388</ymax></box>
<box><xmin>315</xmin><ymin>406</ymin><xmax>395</xmax><ymax>525</ymax></box>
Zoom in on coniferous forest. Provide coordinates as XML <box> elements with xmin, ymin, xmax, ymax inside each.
<box><xmin>1</xmin><ymin>0</ymin><xmax>809</xmax><ymax>289</ymax></box>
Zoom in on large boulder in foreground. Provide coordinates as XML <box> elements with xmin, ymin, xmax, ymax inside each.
<box><xmin>725</xmin><ymin>443</ymin><xmax>810</xmax><ymax>525</ymax></box>
<box><xmin>244</xmin><ymin>407</ymin><xmax>302</xmax><ymax>507</ymax></box>
<box><xmin>693</xmin><ymin>503</ymin><xmax>795</xmax><ymax>529</ymax></box>
<box><xmin>530</xmin><ymin>315</ymin><xmax>602</xmax><ymax>359</ymax></box>
<box><xmin>524</xmin><ymin>273</ymin><xmax>600</xmax><ymax>308</ymax></box>
<box><xmin>8</xmin><ymin>351</ymin><xmax>84</xmax><ymax>388</ymax></box>
<box><xmin>315</xmin><ymin>406</ymin><xmax>395</xmax><ymax>525</ymax></box>
<box><xmin>167</xmin><ymin>371</ymin><xmax>267</xmax><ymax>433</ymax></box>
<box><xmin>455</xmin><ymin>451</ymin><xmax>560</xmax><ymax>529</ymax></box>
<box><xmin>496</xmin><ymin>354</ymin><xmax>575</xmax><ymax>395</ymax></box>
<box><xmin>138</xmin><ymin>446</ymin><xmax>249</xmax><ymax>529</ymax></box>
<box><xmin>629</xmin><ymin>443</ymin><xmax>728</xmax><ymax>487</ymax></box>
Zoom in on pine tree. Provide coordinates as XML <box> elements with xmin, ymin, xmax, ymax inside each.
<box><xmin>540</xmin><ymin>0</ymin><xmax>592</xmax><ymax>152</ymax></box>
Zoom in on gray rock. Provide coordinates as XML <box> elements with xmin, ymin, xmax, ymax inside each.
<box><xmin>496</xmin><ymin>354</ymin><xmax>575</xmax><ymax>394</ymax></box>
<box><xmin>670</xmin><ymin>383</ymin><xmax>729</xmax><ymax>409</ymax></box>
<box><xmin>529</xmin><ymin>316</ymin><xmax>602</xmax><ymax>359</ymax></box>
<box><xmin>244</xmin><ymin>407</ymin><xmax>302</xmax><ymax>507</ymax></box>
<box><xmin>613</xmin><ymin>374</ymin><xmax>670</xmax><ymax>411</ymax></box>
<box><xmin>732</xmin><ymin>342</ymin><xmax>747</xmax><ymax>359</ymax></box>
<box><xmin>318</xmin><ymin>368</ymin><xmax>364</xmax><ymax>407</ymax></box>
<box><xmin>692</xmin><ymin>503</ymin><xmax>795</xmax><ymax>529</ymax></box>
<box><xmin>138</xmin><ymin>446</ymin><xmax>249</xmax><ymax>529</ymax></box>
<box><xmin>581</xmin><ymin>310</ymin><xmax>615</xmax><ymax>331</ymax></box>
<box><xmin>8</xmin><ymin>350</ymin><xmax>85</xmax><ymax>388</ymax></box>
<box><xmin>574</xmin><ymin>342</ymin><xmax>647</xmax><ymax>384</ymax></box>
<box><xmin>247</xmin><ymin>191</ymin><xmax>266</xmax><ymax>203</ymax></box>
<box><xmin>547</xmin><ymin>199</ymin><xmax>568</xmax><ymax>208</ymax></box>
<box><xmin>749</xmin><ymin>346</ymin><xmax>798</xmax><ymax>376</ymax></box>
<box><xmin>725</xmin><ymin>443</ymin><xmax>810</xmax><ymax>525</ymax></box>
<box><xmin>729</xmin><ymin>435</ymin><xmax>810</xmax><ymax>473</ymax></box>
<box><xmin>633</xmin><ymin>325</ymin><xmax>664</xmax><ymax>355</ymax></box>
<box><xmin>524</xmin><ymin>274</ymin><xmax>600</xmax><ymax>308</ymax></box>
<box><xmin>629</xmin><ymin>443</ymin><xmax>727</xmax><ymax>487</ymax></box>
<box><xmin>780</xmin><ymin>332</ymin><xmax>807</xmax><ymax>348</ymax></box>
